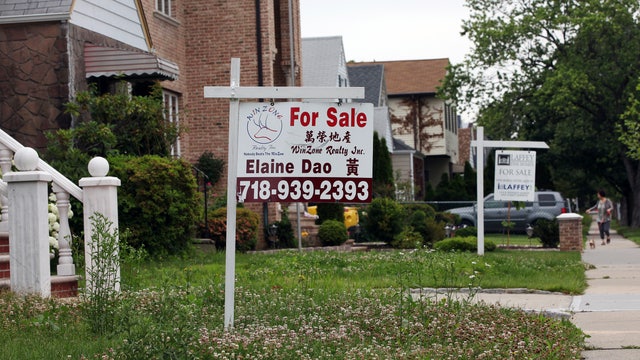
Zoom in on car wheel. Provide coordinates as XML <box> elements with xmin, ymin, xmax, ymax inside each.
<box><xmin>461</xmin><ymin>219</ymin><xmax>474</xmax><ymax>228</ymax></box>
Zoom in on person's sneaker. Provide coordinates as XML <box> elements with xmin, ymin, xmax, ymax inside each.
<box><xmin>607</xmin><ymin>238</ymin><xmax>611</xmax><ymax>244</ymax></box>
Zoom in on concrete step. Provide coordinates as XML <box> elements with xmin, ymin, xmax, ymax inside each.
<box><xmin>0</xmin><ymin>275</ymin><xmax>80</xmax><ymax>298</ymax></box>
<box><xmin>0</xmin><ymin>254</ymin><xmax>9</xmax><ymax>280</ymax></box>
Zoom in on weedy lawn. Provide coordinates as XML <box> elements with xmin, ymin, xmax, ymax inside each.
<box><xmin>0</xmin><ymin>248</ymin><xmax>587</xmax><ymax>359</ymax></box>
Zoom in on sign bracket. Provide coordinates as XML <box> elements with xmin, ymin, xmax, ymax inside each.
<box><xmin>470</xmin><ymin>127</ymin><xmax>548</xmax><ymax>255</ymax></box>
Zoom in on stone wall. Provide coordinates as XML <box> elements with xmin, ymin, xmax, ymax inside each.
<box><xmin>0</xmin><ymin>22</ymin><xmax>70</xmax><ymax>150</ymax></box>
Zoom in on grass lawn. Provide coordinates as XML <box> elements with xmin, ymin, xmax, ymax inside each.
<box><xmin>485</xmin><ymin>233</ymin><xmax>544</xmax><ymax>246</ymax></box>
<box><xmin>615</xmin><ymin>223</ymin><xmax>640</xmax><ymax>246</ymax></box>
<box><xmin>0</xmin><ymin>247</ymin><xmax>587</xmax><ymax>359</ymax></box>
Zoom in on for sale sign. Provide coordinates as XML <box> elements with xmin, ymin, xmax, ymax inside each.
<box><xmin>237</xmin><ymin>102</ymin><xmax>373</xmax><ymax>203</ymax></box>
<box><xmin>494</xmin><ymin>150</ymin><xmax>536</xmax><ymax>201</ymax></box>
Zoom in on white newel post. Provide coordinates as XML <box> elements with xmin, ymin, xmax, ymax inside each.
<box><xmin>5</xmin><ymin>148</ymin><xmax>52</xmax><ymax>297</ymax></box>
<box><xmin>79</xmin><ymin>157</ymin><xmax>121</xmax><ymax>293</ymax></box>
<box><xmin>52</xmin><ymin>184</ymin><xmax>74</xmax><ymax>276</ymax></box>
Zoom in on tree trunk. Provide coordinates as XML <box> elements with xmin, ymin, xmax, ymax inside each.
<box><xmin>630</xmin><ymin>190</ymin><xmax>640</xmax><ymax>228</ymax></box>
<box><xmin>622</xmin><ymin>156</ymin><xmax>640</xmax><ymax>227</ymax></box>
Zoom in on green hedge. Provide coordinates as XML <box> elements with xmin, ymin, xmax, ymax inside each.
<box><xmin>364</xmin><ymin>198</ymin><xmax>404</xmax><ymax>243</ymax></box>
<box><xmin>434</xmin><ymin>236</ymin><xmax>497</xmax><ymax>252</ymax></box>
<box><xmin>109</xmin><ymin>155</ymin><xmax>201</xmax><ymax>256</ymax></box>
<box><xmin>318</xmin><ymin>220</ymin><xmax>348</xmax><ymax>246</ymax></box>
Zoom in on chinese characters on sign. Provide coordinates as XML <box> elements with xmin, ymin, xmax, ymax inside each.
<box><xmin>237</xmin><ymin>102</ymin><xmax>373</xmax><ymax>203</ymax></box>
<box><xmin>494</xmin><ymin>150</ymin><xmax>536</xmax><ymax>202</ymax></box>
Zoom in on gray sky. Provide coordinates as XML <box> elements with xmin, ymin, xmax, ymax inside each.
<box><xmin>300</xmin><ymin>0</ymin><xmax>472</xmax><ymax>64</ymax></box>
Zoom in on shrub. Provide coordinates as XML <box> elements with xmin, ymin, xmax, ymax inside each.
<box><xmin>274</xmin><ymin>209</ymin><xmax>296</xmax><ymax>248</ymax></box>
<box><xmin>195</xmin><ymin>151</ymin><xmax>225</xmax><ymax>187</ymax></box>
<box><xmin>64</xmin><ymin>83</ymin><xmax>179</xmax><ymax>157</ymax></box>
<box><xmin>207</xmin><ymin>207</ymin><xmax>260</xmax><ymax>252</ymax></box>
<box><xmin>435</xmin><ymin>211</ymin><xmax>457</xmax><ymax>225</ymax></box>
<box><xmin>423</xmin><ymin>217</ymin><xmax>446</xmax><ymax>247</ymax></box>
<box><xmin>454</xmin><ymin>226</ymin><xmax>477</xmax><ymax>238</ymax></box>
<box><xmin>109</xmin><ymin>155</ymin><xmax>201</xmax><ymax>256</ymax></box>
<box><xmin>364</xmin><ymin>198</ymin><xmax>404</xmax><ymax>243</ymax></box>
<box><xmin>403</xmin><ymin>203</ymin><xmax>437</xmax><ymax>219</ymax></box>
<box><xmin>318</xmin><ymin>220</ymin><xmax>348</xmax><ymax>246</ymax></box>
<box><xmin>406</xmin><ymin>210</ymin><xmax>428</xmax><ymax>240</ymax></box>
<box><xmin>533</xmin><ymin>219</ymin><xmax>560</xmax><ymax>248</ymax></box>
<box><xmin>434</xmin><ymin>236</ymin><xmax>496</xmax><ymax>252</ymax></box>
<box><xmin>391</xmin><ymin>226</ymin><xmax>423</xmax><ymax>249</ymax></box>
<box><xmin>315</xmin><ymin>203</ymin><xmax>344</xmax><ymax>225</ymax></box>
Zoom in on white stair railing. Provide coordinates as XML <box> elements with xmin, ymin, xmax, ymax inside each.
<box><xmin>0</xmin><ymin>130</ymin><xmax>83</xmax><ymax>279</ymax></box>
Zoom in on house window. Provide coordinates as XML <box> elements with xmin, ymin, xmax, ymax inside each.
<box><xmin>156</xmin><ymin>0</ymin><xmax>172</xmax><ymax>17</ymax></box>
<box><xmin>163</xmin><ymin>90</ymin><xmax>181</xmax><ymax>157</ymax></box>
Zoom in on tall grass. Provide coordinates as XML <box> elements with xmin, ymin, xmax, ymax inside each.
<box><xmin>0</xmin><ymin>247</ymin><xmax>587</xmax><ymax>359</ymax></box>
<box><xmin>130</xmin><ymin>249</ymin><xmax>586</xmax><ymax>294</ymax></box>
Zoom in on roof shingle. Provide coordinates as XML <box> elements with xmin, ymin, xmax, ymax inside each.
<box><xmin>347</xmin><ymin>64</ymin><xmax>384</xmax><ymax>106</ymax></box>
<box><xmin>358</xmin><ymin>58</ymin><xmax>449</xmax><ymax>95</ymax></box>
<box><xmin>0</xmin><ymin>0</ymin><xmax>72</xmax><ymax>17</ymax></box>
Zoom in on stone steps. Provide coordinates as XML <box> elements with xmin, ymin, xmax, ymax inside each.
<box><xmin>0</xmin><ymin>233</ymin><xmax>79</xmax><ymax>298</ymax></box>
<box><xmin>287</xmin><ymin>204</ymin><xmax>321</xmax><ymax>247</ymax></box>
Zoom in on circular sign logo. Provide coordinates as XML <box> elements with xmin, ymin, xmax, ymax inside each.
<box><xmin>245</xmin><ymin>105</ymin><xmax>284</xmax><ymax>144</ymax></box>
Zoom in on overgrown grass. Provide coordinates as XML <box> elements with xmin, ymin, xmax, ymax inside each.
<box><xmin>132</xmin><ymin>250</ymin><xmax>586</xmax><ymax>294</ymax></box>
<box><xmin>0</xmin><ymin>248</ymin><xmax>587</xmax><ymax>359</ymax></box>
<box><xmin>615</xmin><ymin>223</ymin><xmax>640</xmax><ymax>246</ymax></box>
<box><xmin>485</xmin><ymin>233</ymin><xmax>543</xmax><ymax>246</ymax></box>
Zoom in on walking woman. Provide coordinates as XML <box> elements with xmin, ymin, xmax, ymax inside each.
<box><xmin>588</xmin><ymin>190</ymin><xmax>614</xmax><ymax>245</ymax></box>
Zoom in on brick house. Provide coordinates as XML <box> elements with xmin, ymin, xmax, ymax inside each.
<box><xmin>356</xmin><ymin>59</ymin><xmax>460</xmax><ymax>198</ymax></box>
<box><xmin>1</xmin><ymin>0</ymin><xmax>302</xmax><ymax>248</ymax></box>
<box><xmin>0</xmin><ymin>0</ymin><xmax>179</xmax><ymax>150</ymax></box>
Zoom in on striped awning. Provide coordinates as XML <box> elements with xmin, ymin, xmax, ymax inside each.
<box><xmin>84</xmin><ymin>44</ymin><xmax>179</xmax><ymax>81</ymax></box>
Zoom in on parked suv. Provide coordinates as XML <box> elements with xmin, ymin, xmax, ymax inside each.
<box><xmin>447</xmin><ymin>191</ymin><xmax>569</xmax><ymax>233</ymax></box>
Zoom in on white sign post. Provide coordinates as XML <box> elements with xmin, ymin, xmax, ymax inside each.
<box><xmin>204</xmin><ymin>59</ymin><xmax>365</xmax><ymax>330</ymax></box>
<box><xmin>471</xmin><ymin>127</ymin><xmax>548</xmax><ymax>255</ymax></box>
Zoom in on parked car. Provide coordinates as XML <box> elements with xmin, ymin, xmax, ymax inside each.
<box><xmin>447</xmin><ymin>191</ymin><xmax>570</xmax><ymax>233</ymax></box>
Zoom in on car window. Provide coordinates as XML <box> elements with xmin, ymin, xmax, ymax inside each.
<box><xmin>538</xmin><ymin>194</ymin><xmax>556</xmax><ymax>207</ymax></box>
<box><xmin>485</xmin><ymin>195</ymin><xmax>506</xmax><ymax>209</ymax></box>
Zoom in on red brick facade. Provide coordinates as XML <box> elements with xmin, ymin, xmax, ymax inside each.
<box><xmin>1</xmin><ymin>1</ymin><xmax>302</xmax><ymax>249</ymax></box>
<box><xmin>141</xmin><ymin>0</ymin><xmax>302</xmax><ymax>247</ymax></box>
<box><xmin>558</xmin><ymin>213</ymin><xmax>583</xmax><ymax>252</ymax></box>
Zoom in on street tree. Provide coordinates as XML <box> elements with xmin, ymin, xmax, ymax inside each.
<box><xmin>441</xmin><ymin>0</ymin><xmax>640</xmax><ymax>226</ymax></box>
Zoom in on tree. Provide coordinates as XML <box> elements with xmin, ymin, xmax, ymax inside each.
<box><xmin>372</xmin><ymin>132</ymin><xmax>394</xmax><ymax>198</ymax></box>
<box><xmin>440</xmin><ymin>0</ymin><xmax>640</xmax><ymax>226</ymax></box>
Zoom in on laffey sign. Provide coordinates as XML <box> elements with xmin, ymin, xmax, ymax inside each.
<box><xmin>494</xmin><ymin>150</ymin><xmax>536</xmax><ymax>201</ymax></box>
<box><xmin>237</xmin><ymin>102</ymin><xmax>373</xmax><ymax>203</ymax></box>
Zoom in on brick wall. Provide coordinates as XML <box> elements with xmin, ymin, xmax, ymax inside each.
<box><xmin>458</xmin><ymin>127</ymin><xmax>472</xmax><ymax>166</ymax></box>
<box><xmin>141</xmin><ymin>0</ymin><xmax>302</xmax><ymax>247</ymax></box>
<box><xmin>558</xmin><ymin>213</ymin><xmax>583</xmax><ymax>252</ymax></box>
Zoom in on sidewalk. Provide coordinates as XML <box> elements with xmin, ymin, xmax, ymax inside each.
<box><xmin>412</xmin><ymin>220</ymin><xmax>640</xmax><ymax>359</ymax></box>
<box><xmin>574</xmin><ymin>221</ymin><xmax>640</xmax><ymax>359</ymax></box>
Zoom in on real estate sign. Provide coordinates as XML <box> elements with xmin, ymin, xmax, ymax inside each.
<box><xmin>494</xmin><ymin>150</ymin><xmax>536</xmax><ymax>201</ymax></box>
<box><xmin>237</xmin><ymin>102</ymin><xmax>373</xmax><ymax>203</ymax></box>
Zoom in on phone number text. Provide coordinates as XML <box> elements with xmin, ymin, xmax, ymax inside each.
<box><xmin>237</xmin><ymin>177</ymin><xmax>372</xmax><ymax>203</ymax></box>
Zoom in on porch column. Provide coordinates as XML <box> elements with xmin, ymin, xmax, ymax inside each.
<box><xmin>5</xmin><ymin>148</ymin><xmax>52</xmax><ymax>297</ymax></box>
<box><xmin>79</xmin><ymin>157</ymin><xmax>121</xmax><ymax>294</ymax></box>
